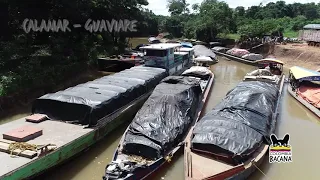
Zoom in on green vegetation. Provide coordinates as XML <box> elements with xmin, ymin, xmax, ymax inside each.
<box><xmin>160</xmin><ymin>0</ymin><xmax>320</xmax><ymax>40</ymax></box>
<box><xmin>128</xmin><ymin>38</ymin><xmax>149</xmax><ymax>49</ymax></box>
<box><xmin>0</xmin><ymin>1</ymin><xmax>159</xmax><ymax>96</ymax></box>
<box><xmin>217</xmin><ymin>33</ymin><xmax>241</xmax><ymax>41</ymax></box>
<box><xmin>283</xmin><ymin>31</ymin><xmax>299</xmax><ymax>38</ymax></box>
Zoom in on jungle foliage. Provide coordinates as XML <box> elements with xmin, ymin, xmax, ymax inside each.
<box><xmin>161</xmin><ymin>0</ymin><xmax>320</xmax><ymax>40</ymax></box>
<box><xmin>0</xmin><ymin>0</ymin><xmax>158</xmax><ymax>96</ymax></box>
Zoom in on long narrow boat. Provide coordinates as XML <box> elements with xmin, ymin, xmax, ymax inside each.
<box><xmin>104</xmin><ymin>65</ymin><xmax>214</xmax><ymax>180</ymax></box>
<box><xmin>212</xmin><ymin>49</ymin><xmax>257</xmax><ymax>66</ymax></box>
<box><xmin>287</xmin><ymin>66</ymin><xmax>320</xmax><ymax>118</ymax></box>
<box><xmin>0</xmin><ymin>43</ymin><xmax>193</xmax><ymax>180</ymax></box>
<box><xmin>184</xmin><ymin>59</ymin><xmax>285</xmax><ymax>180</ymax></box>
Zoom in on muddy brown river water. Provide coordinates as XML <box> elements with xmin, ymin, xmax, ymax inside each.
<box><xmin>2</xmin><ymin>58</ymin><xmax>320</xmax><ymax>180</ymax></box>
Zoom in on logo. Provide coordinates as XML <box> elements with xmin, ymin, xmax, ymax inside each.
<box><xmin>22</xmin><ymin>19</ymin><xmax>137</xmax><ymax>33</ymax></box>
<box><xmin>269</xmin><ymin>133</ymin><xmax>292</xmax><ymax>163</ymax></box>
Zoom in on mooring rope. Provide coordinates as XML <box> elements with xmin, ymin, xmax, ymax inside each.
<box><xmin>252</xmin><ymin>161</ymin><xmax>272</xmax><ymax>180</ymax></box>
<box><xmin>4</xmin><ymin>141</ymin><xmax>57</xmax><ymax>157</ymax></box>
<box><xmin>8</xmin><ymin>142</ymin><xmax>38</xmax><ymax>157</ymax></box>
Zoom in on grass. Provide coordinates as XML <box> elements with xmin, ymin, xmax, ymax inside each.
<box><xmin>218</xmin><ymin>31</ymin><xmax>299</xmax><ymax>40</ymax></box>
<box><xmin>128</xmin><ymin>37</ymin><xmax>149</xmax><ymax>49</ymax></box>
<box><xmin>283</xmin><ymin>30</ymin><xmax>299</xmax><ymax>38</ymax></box>
<box><xmin>217</xmin><ymin>33</ymin><xmax>241</xmax><ymax>40</ymax></box>
<box><xmin>225</xmin><ymin>34</ymin><xmax>241</xmax><ymax>40</ymax></box>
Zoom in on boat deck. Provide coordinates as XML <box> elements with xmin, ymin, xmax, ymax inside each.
<box><xmin>288</xmin><ymin>86</ymin><xmax>320</xmax><ymax>117</ymax></box>
<box><xmin>185</xmin><ymin>75</ymin><xmax>285</xmax><ymax>180</ymax></box>
<box><xmin>0</xmin><ymin>118</ymin><xmax>93</xmax><ymax>177</ymax></box>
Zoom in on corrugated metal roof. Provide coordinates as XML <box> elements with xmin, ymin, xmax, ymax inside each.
<box><xmin>303</xmin><ymin>24</ymin><xmax>320</xmax><ymax>30</ymax></box>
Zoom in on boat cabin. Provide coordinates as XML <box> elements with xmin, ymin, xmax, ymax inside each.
<box><xmin>140</xmin><ymin>43</ymin><xmax>189</xmax><ymax>75</ymax></box>
<box><xmin>244</xmin><ymin>58</ymin><xmax>285</xmax><ymax>83</ymax></box>
<box><xmin>256</xmin><ymin>58</ymin><xmax>284</xmax><ymax>75</ymax></box>
<box><xmin>174</xmin><ymin>51</ymin><xmax>189</xmax><ymax>68</ymax></box>
<box><xmin>288</xmin><ymin>66</ymin><xmax>320</xmax><ymax>116</ymax></box>
<box><xmin>179</xmin><ymin>47</ymin><xmax>194</xmax><ymax>62</ymax></box>
<box><xmin>289</xmin><ymin>66</ymin><xmax>320</xmax><ymax>91</ymax></box>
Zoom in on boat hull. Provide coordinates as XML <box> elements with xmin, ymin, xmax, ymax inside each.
<box><xmin>1</xmin><ymin>91</ymin><xmax>150</xmax><ymax>180</ymax></box>
<box><xmin>2</xmin><ymin>62</ymin><xmax>192</xmax><ymax>180</ymax></box>
<box><xmin>105</xmin><ymin>71</ymin><xmax>215</xmax><ymax>180</ymax></box>
<box><xmin>106</xmin><ymin>147</ymin><xmax>183</xmax><ymax>180</ymax></box>
<box><xmin>213</xmin><ymin>51</ymin><xmax>257</xmax><ymax>66</ymax></box>
<box><xmin>287</xmin><ymin>85</ymin><xmax>320</xmax><ymax>118</ymax></box>
<box><xmin>184</xmin><ymin>74</ymin><xmax>285</xmax><ymax>180</ymax></box>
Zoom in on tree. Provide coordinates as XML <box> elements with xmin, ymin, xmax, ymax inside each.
<box><xmin>0</xmin><ymin>0</ymin><xmax>151</xmax><ymax>96</ymax></box>
<box><xmin>191</xmin><ymin>3</ymin><xmax>199</xmax><ymax>13</ymax></box>
<box><xmin>167</xmin><ymin>0</ymin><xmax>189</xmax><ymax>15</ymax></box>
<box><xmin>235</xmin><ymin>6</ymin><xmax>245</xmax><ymax>17</ymax></box>
<box><xmin>304</xmin><ymin>3</ymin><xmax>319</xmax><ymax>19</ymax></box>
<box><xmin>196</xmin><ymin>0</ymin><xmax>233</xmax><ymax>41</ymax></box>
<box><xmin>245</xmin><ymin>6</ymin><xmax>262</xmax><ymax>19</ymax></box>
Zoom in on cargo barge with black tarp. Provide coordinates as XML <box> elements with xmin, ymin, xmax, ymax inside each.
<box><xmin>0</xmin><ymin>43</ymin><xmax>192</xmax><ymax>180</ymax></box>
<box><xmin>184</xmin><ymin>60</ymin><xmax>285</xmax><ymax>180</ymax></box>
<box><xmin>104</xmin><ymin>66</ymin><xmax>214</xmax><ymax>180</ymax></box>
<box><xmin>212</xmin><ymin>47</ymin><xmax>259</xmax><ymax>66</ymax></box>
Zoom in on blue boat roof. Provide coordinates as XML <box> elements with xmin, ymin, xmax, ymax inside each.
<box><xmin>181</xmin><ymin>42</ymin><xmax>193</xmax><ymax>48</ymax></box>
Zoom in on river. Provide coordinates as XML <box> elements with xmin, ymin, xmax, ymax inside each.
<box><xmin>2</xmin><ymin>58</ymin><xmax>320</xmax><ymax>180</ymax></box>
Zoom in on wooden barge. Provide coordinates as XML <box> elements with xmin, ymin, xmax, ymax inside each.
<box><xmin>184</xmin><ymin>59</ymin><xmax>285</xmax><ymax>180</ymax></box>
<box><xmin>0</xmin><ymin>43</ymin><xmax>192</xmax><ymax>180</ymax></box>
<box><xmin>104</xmin><ymin>65</ymin><xmax>214</xmax><ymax>180</ymax></box>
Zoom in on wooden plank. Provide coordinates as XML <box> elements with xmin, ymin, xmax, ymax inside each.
<box><xmin>0</xmin><ymin>139</ymin><xmax>14</xmax><ymax>144</ymax></box>
<box><xmin>0</xmin><ymin>142</ymin><xmax>37</xmax><ymax>159</ymax></box>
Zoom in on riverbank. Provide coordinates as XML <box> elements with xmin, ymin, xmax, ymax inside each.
<box><xmin>272</xmin><ymin>44</ymin><xmax>320</xmax><ymax>70</ymax></box>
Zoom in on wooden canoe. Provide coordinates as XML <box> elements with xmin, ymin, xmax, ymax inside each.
<box><xmin>212</xmin><ymin>50</ymin><xmax>257</xmax><ymax>66</ymax></box>
<box><xmin>184</xmin><ymin>74</ymin><xmax>285</xmax><ymax>180</ymax></box>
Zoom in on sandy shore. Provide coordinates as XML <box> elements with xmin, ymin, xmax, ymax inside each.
<box><xmin>273</xmin><ymin>44</ymin><xmax>320</xmax><ymax>71</ymax></box>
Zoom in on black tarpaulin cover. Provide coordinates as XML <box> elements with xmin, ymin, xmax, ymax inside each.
<box><xmin>32</xmin><ymin>66</ymin><xmax>167</xmax><ymax>126</ymax></box>
<box><xmin>193</xmin><ymin>45</ymin><xmax>217</xmax><ymax>60</ymax></box>
<box><xmin>191</xmin><ymin>81</ymin><xmax>279</xmax><ymax>165</ymax></box>
<box><xmin>122</xmin><ymin>76</ymin><xmax>202</xmax><ymax>160</ymax></box>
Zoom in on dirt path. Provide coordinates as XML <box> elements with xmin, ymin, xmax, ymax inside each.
<box><xmin>272</xmin><ymin>44</ymin><xmax>320</xmax><ymax>70</ymax></box>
